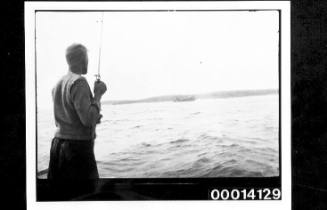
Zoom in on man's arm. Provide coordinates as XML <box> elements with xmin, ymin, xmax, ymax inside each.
<box><xmin>70</xmin><ymin>78</ymin><xmax>101</xmax><ymax>128</ymax></box>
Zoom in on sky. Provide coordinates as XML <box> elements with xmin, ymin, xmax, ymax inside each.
<box><xmin>36</xmin><ymin>11</ymin><xmax>279</xmax><ymax>109</ymax></box>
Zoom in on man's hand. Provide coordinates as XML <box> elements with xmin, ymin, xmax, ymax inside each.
<box><xmin>96</xmin><ymin>114</ymin><xmax>103</xmax><ymax>124</ymax></box>
<box><xmin>94</xmin><ymin>80</ymin><xmax>107</xmax><ymax>100</ymax></box>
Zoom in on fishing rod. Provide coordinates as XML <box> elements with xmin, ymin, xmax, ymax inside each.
<box><xmin>95</xmin><ymin>12</ymin><xmax>104</xmax><ymax>82</ymax></box>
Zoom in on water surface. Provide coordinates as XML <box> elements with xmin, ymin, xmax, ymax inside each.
<box><xmin>37</xmin><ymin>95</ymin><xmax>279</xmax><ymax>178</ymax></box>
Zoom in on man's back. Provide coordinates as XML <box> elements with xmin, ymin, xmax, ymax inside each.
<box><xmin>52</xmin><ymin>72</ymin><xmax>97</xmax><ymax>140</ymax></box>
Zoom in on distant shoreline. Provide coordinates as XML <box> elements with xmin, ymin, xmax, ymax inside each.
<box><xmin>103</xmin><ymin>89</ymin><xmax>278</xmax><ymax>105</ymax></box>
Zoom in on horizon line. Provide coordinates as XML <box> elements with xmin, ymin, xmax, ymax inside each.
<box><xmin>103</xmin><ymin>88</ymin><xmax>278</xmax><ymax>105</ymax></box>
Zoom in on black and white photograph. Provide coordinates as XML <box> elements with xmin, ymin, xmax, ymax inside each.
<box><xmin>25</xmin><ymin>1</ymin><xmax>290</xmax><ymax>209</ymax></box>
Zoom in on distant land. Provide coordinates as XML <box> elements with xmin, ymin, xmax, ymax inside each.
<box><xmin>102</xmin><ymin>89</ymin><xmax>278</xmax><ymax>105</ymax></box>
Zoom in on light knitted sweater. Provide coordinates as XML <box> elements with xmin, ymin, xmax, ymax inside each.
<box><xmin>52</xmin><ymin>72</ymin><xmax>101</xmax><ymax>140</ymax></box>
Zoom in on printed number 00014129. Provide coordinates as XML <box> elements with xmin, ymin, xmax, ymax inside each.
<box><xmin>210</xmin><ymin>188</ymin><xmax>281</xmax><ymax>200</ymax></box>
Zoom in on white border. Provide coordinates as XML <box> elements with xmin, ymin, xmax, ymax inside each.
<box><xmin>25</xmin><ymin>1</ymin><xmax>291</xmax><ymax>210</ymax></box>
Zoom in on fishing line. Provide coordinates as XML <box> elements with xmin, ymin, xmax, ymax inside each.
<box><xmin>96</xmin><ymin>12</ymin><xmax>104</xmax><ymax>81</ymax></box>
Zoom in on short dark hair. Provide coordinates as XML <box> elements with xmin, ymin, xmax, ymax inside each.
<box><xmin>65</xmin><ymin>44</ymin><xmax>88</xmax><ymax>73</ymax></box>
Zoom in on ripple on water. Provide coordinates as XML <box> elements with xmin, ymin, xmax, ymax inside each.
<box><xmin>169</xmin><ymin>138</ymin><xmax>190</xmax><ymax>144</ymax></box>
<box><xmin>141</xmin><ymin>142</ymin><xmax>151</xmax><ymax>147</ymax></box>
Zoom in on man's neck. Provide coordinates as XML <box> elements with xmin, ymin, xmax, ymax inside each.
<box><xmin>68</xmin><ymin>70</ymin><xmax>81</xmax><ymax>76</ymax></box>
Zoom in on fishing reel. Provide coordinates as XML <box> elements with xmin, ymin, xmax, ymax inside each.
<box><xmin>94</xmin><ymin>74</ymin><xmax>101</xmax><ymax>82</ymax></box>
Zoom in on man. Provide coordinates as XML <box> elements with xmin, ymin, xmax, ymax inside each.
<box><xmin>48</xmin><ymin>43</ymin><xmax>107</xmax><ymax>185</ymax></box>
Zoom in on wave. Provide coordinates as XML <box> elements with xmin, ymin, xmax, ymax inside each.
<box><xmin>198</xmin><ymin>134</ymin><xmax>221</xmax><ymax>140</ymax></box>
<box><xmin>132</xmin><ymin>125</ymin><xmax>142</xmax><ymax>129</ymax></box>
<box><xmin>169</xmin><ymin>138</ymin><xmax>190</xmax><ymax>144</ymax></box>
<box><xmin>203</xmin><ymin>165</ymin><xmax>265</xmax><ymax>177</ymax></box>
<box><xmin>141</xmin><ymin>142</ymin><xmax>151</xmax><ymax>147</ymax></box>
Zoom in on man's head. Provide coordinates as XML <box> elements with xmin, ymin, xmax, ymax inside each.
<box><xmin>66</xmin><ymin>43</ymin><xmax>88</xmax><ymax>75</ymax></box>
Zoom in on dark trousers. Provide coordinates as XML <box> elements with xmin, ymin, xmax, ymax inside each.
<box><xmin>47</xmin><ymin>137</ymin><xmax>99</xmax><ymax>200</ymax></box>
